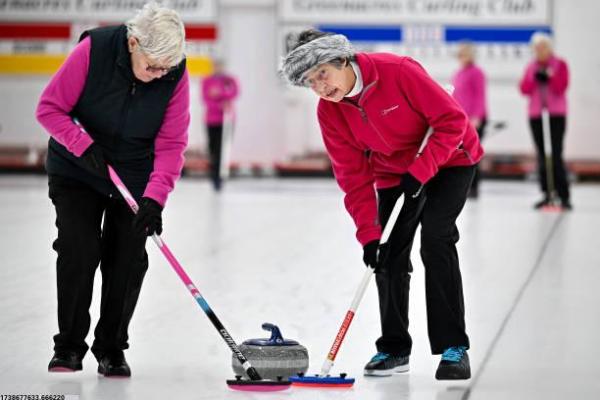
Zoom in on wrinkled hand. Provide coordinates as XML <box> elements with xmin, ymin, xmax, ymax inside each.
<box><xmin>133</xmin><ymin>197</ymin><xmax>163</xmax><ymax>236</ymax></box>
<box><xmin>80</xmin><ymin>143</ymin><xmax>108</xmax><ymax>179</ymax></box>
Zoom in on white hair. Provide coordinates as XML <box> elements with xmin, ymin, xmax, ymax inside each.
<box><xmin>126</xmin><ymin>2</ymin><xmax>186</xmax><ymax>66</ymax></box>
<box><xmin>457</xmin><ymin>41</ymin><xmax>476</xmax><ymax>60</ymax></box>
<box><xmin>530</xmin><ymin>32</ymin><xmax>553</xmax><ymax>49</ymax></box>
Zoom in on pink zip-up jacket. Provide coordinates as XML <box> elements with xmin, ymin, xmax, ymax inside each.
<box><xmin>201</xmin><ymin>73</ymin><xmax>239</xmax><ymax>126</ymax></box>
<box><xmin>452</xmin><ymin>63</ymin><xmax>487</xmax><ymax>120</ymax></box>
<box><xmin>519</xmin><ymin>55</ymin><xmax>569</xmax><ymax>117</ymax></box>
<box><xmin>318</xmin><ymin>53</ymin><xmax>484</xmax><ymax>245</ymax></box>
<box><xmin>36</xmin><ymin>36</ymin><xmax>190</xmax><ymax>206</ymax></box>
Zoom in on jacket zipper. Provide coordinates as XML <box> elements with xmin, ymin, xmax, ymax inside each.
<box><xmin>114</xmin><ymin>81</ymin><xmax>136</xmax><ymax>149</ymax></box>
<box><xmin>356</xmin><ymin>81</ymin><xmax>376</xmax><ymax>122</ymax></box>
<box><xmin>342</xmin><ymin>81</ymin><xmax>393</xmax><ymax>149</ymax></box>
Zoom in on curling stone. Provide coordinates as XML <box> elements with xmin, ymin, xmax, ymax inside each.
<box><xmin>232</xmin><ymin>323</ymin><xmax>308</xmax><ymax>381</ymax></box>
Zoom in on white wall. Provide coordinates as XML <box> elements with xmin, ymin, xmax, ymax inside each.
<box><xmin>1</xmin><ymin>0</ymin><xmax>599</xmax><ymax>163</ymax></box>
<box><xmin>218</xmin><ymin>0</ymin><xmax>286</xmax><ymax>164</ymax></box>
<box><xmin>0</xmin><ymin>76</ymin><xmax>48</xmax><ymax>147</ymax></box>
<box><xmin>553</xmin><ymin>0</ymin><xmax>600</xmax><ymax>159</ymax></box>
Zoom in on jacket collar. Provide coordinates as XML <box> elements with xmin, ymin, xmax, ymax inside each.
<box><xmin>115</xmin><ymin>25</ymin><xmax>136</xmax><ymax>81</ymax></box>
<box><xmin>350</xmin><ymin>53</ymin><xmax>379</xmax><ymax>106</ymax></box>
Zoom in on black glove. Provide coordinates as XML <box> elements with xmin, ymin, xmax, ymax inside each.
<box><xmin>363</xmin><ymin>240</ymin><xmax>379</xmax><ymax>269</ymax></box>
<box><xmin>362</xmin><ymin>240</ymin><xmax>391</xmax><ymax>273</ymax></box>
<box><xmin>399</xmin><ymin>173</ymin><xmax>424</xmax><ymax>200</ymax></box>
<box><xmin>80</xmin><ymin>143</ymin><xmax>108</xmax><ymax>179</ymax></box>
<box><xmin>535</xmin><ymin>69</ymin><xmax>549</xmax><ymax>83</ymax></box>
<box><xmin>133</xmin><ymin>197</ymin><xmax>163</xmax><ymax>236</ymax></box>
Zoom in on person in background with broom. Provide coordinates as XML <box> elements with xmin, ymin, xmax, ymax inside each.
<box><xmin>519</xmin><ymin>32</ymin><xmax>571</xmax><ymax>210</ymax></box>
<box><xmin>281</xmin><ymin>29</ymin><xmax>483</xmax><ymax>380</ymax></box>
<box><xmin>201</xmin><ymin>59</ymin><xmax>239</xmax><ymax>191</ymax></box>
<box><xmin>36</xmin><ymin>2</ymin><xmax>189</xmax><ymax>377</ymax></box>
<box><xmin>452</xmin><ymin>41</ymin><xmax>488</xmax><ymax>199</ymax></box>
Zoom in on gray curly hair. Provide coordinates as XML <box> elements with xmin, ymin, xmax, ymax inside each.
<box><xmin>126</xmin><ymin>2</ymin><xmax>186</xmax><ymax>66</ymax></box>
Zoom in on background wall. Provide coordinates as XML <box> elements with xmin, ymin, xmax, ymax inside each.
<box><xmin>219</xmin><ymin>0</ymin><xmax>287</xmax><ymax>164</ymax></box>
<box><xmin>553</xmin><ymin>0</ymin><xmax>600</xmax><ymax>159</ymax></box>
<box><xmin>0</xmin><ymin>0</ymin><xmax>599</xmax><ymax>166</ymax></box>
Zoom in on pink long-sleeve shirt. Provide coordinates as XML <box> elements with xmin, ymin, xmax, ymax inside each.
<box><xmin>452</xmin><ymin>63</ymin><xmax>487</xmax><ymax>120</ymax></box>
<box><xmin>201</xmin><ymin>73</ymin><xmax>239</xmax><ymax>126</ymax></box>
<box><xmin>519</xmin><ymin>55</ymin><xmax>569</xmax><ymax>117</ymax></box>
<box><xmin>36</xmin><ymin>36</ymin><xmax>190</xmax><ymax>206</ymax></box>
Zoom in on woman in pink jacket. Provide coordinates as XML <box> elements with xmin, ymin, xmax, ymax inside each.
<box><xmin>36</xmin><ymin>3</ymin><xmax>190</xmax><ymax>377</ymax></box>
<box><xmin>281</xmin><ymin>30</ymin><xmax>483</xmax><ymax>380</ymax></box>
<box><xmin>519</xmin><ymin>32</ymin><xmax>571</xmax><ymax>210</ymax></box>
<box><xmin>201</xmin><ymin>60</ymin><xmax>239</xmax><ymax>191</ymax></box>
<box><xmin>452</xmin><ymin>42</ymin><xmax>487</xmax><ymax>198</ymax></box>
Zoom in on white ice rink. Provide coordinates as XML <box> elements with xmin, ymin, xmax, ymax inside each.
<box><xmin>1</xmin><ymin>175</ymin><xmax>599</xmax><ymax>400</ymax></box>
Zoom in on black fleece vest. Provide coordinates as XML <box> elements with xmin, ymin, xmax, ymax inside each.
<box><xmin>46</xmin><ymin>25</ymin><xmax>186</xmax><ymax>199</ymax></box>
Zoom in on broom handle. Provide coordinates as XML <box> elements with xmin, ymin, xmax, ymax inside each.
<box><xmin>219</xmin><ymin>104</ymin><xmax>233</xmax><ymax>180</ymax></box>
<box><xmin>107</xmin><ymin>165</ymin><xmax>262</xmax><ymax>381</ymax></box>
<box><xmin>320</xmin><ymin>128</ymin><xmax>433</xmax><ymax>376</ymax></box>
<box><xmin>540</xmin><ymin>84</ymin><xmax>556</xmax><ymax>203</ymax></box>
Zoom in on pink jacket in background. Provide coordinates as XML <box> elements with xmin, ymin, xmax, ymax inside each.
<box><xmin>201</xmin><ymin>73</ymin><xmax>239</xmax><ymax>126</ymax></box>
<box><xmin>452</xmin><ymin>63</ymin><xmax>487</xmax><ymax>120</ymax></box>
<box><xmin>35</xmin><ymin>36</ymin><xmax>191</xmax><ymax>206</ymax></box>
<box><xmin>318</xmin><ymin>53</ymin><xmax>484</xmax><ymax>245</ymax></box>
<box><xmin>519</xmin><ymin>55</ymin><xmax>569</xmax><ymax>117</ymax></box>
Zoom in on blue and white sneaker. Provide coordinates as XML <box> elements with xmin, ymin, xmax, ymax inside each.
<box><xmin>435</xmin><ymin>346</ymin><xmax>471</xmax><ymax>380</ymax></box>
<box><xmin>364</xmin><ymin>352</ymin><xmax>410</xmax><ymax>376</ymax></box>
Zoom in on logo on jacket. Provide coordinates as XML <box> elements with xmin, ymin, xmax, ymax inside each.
<box><xmin>381</xmin><ymin>105</ymin><xmax>399</xmax><ymax>116</ymax></box>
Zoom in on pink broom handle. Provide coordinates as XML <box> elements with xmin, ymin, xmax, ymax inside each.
<box><xmin>107</xmin><ymin>165</ymin><xmax>262</xmax><ymax>381</ymax></box>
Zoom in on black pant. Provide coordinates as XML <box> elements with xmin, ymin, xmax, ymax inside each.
<box><xmin>49</xmin><ymin>175</ymin><xmax>148</xmax><ymax>359</ymax></box>
<box><xmin>207</xmin><ymin>124</ymin><xmax>223</xmax><ymax>190</ymax></box>
<box><xmin>529</xmin><ymin>115</ymin><xmax>570</xmax><ymax>202</ymax></box>
<box><xmin>375</xmin><ymin>166</ymin><xmax>474</xmax><ymax>356</ymax></box>
<box><xmin>471</xmin><ymin>119</ymin><xmax>487</xmax><ymax>192</ymax></box>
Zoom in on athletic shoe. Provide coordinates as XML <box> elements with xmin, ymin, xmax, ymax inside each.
<box><xmin>48</xmin><ymin>351</ymin><xmax>83</xmax><ymax>372</ymax></box>
<box><xmin>364</xmin><ymin>352</ymin><xmax>409</xmax><ymax>376</ymax></box>
<box><xmin>435</xmin><ymin>346</ymin><xmax>471</xmax><ymax>380</ymax></box>
<box><xmin>97</xmin><ymin>351</ymin><xmax>131</xmax><ymax>377</ymax></box>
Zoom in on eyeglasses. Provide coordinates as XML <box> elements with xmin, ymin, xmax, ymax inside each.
<box><xmin>142</xmin><ymin>51</ymin><xmax>176</xmax><ymax>74</ymax></box>
<box><xmin>133</xmin><ymin>39</ymin><xmax>176</xmax><ymax>74</ymax></box>
<box><xmin>302</xmin><ymin>67</ymin><xmax>329</xmax><ymax>88</ymax></box>
<box><xmin>145</xmin><ymin>63</ymin><xmax>176</xmax><ymax>74</ymax></box>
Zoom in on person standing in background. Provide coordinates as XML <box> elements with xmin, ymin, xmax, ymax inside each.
<box><xmin>452</xmin><ymin>42</ymin><xmax>487</xmax><ymax>199</ymax></box>
<box><xmin>201</xmin><ymin>60</ymin><xmax>239</xmax><ymax>191</ymax></box>
<box><xmin>36</xmin><ymin>2</ymin><xmax>190</xmax><ymax>377</ymax></box>
<box><xmin>519</xmin><ymin>32</ymin><xmax>571</xmax><ymax>210</ymax></box>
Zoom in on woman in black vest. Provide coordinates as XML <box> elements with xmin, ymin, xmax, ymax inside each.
<box><xmin>36</xmin><ymin>3</ymin><xmax>190</xmax><ymax>377</ymax></box>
